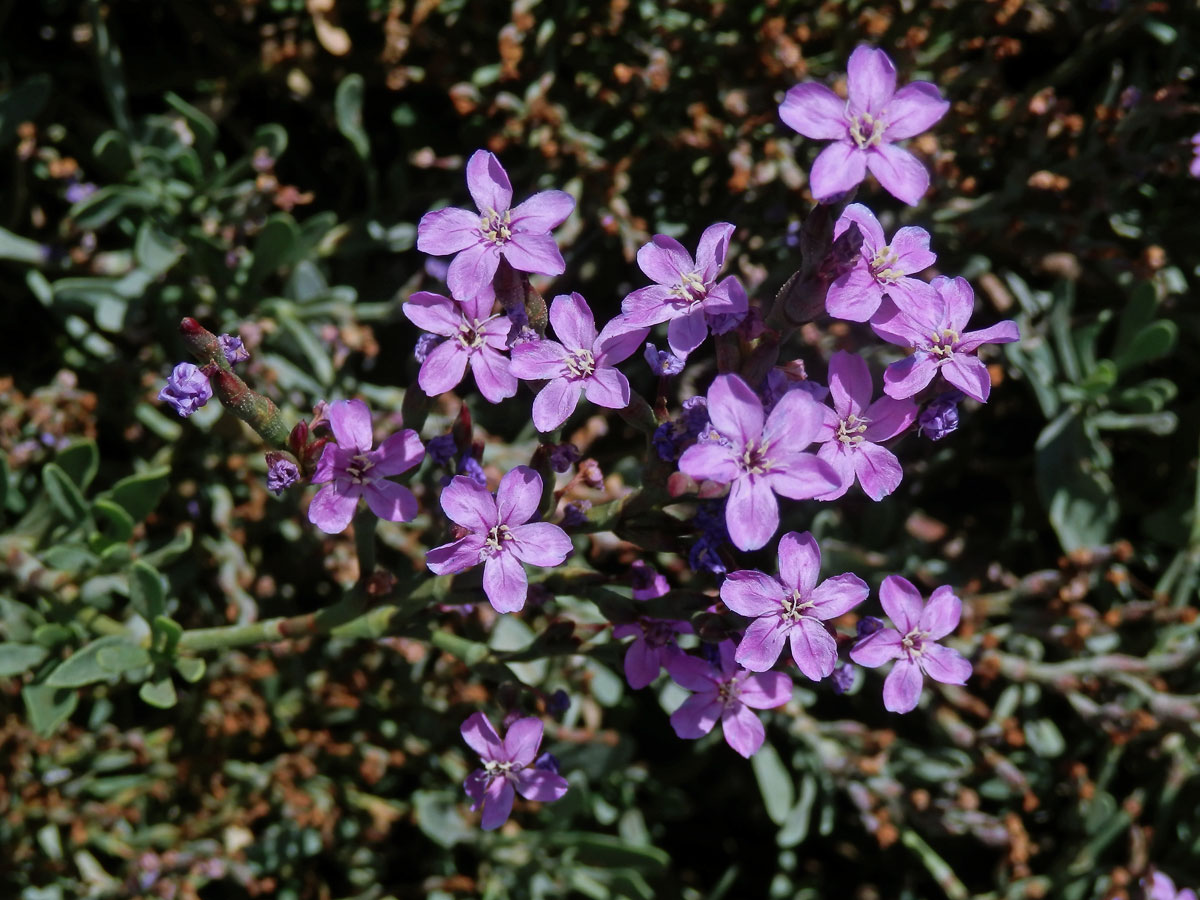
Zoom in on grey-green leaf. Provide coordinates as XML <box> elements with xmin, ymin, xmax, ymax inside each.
<box><xmin>0</xmin><ymin>643</ymin><xmax>50</xmax><ymax>677</ymax></box>
<box><xmin>139</xmin><ymin>678</ymin><xmax>177</xmax><ymax>708</ymax></box>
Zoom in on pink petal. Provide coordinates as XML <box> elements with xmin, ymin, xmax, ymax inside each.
<box><xmin>466</xmin><ymin>149</ymin><xmax>513</xmax><ymax>214</ymax></box>
<box><xmin>777</xmin><ymin>530</ymin><xmax>821</xmax><ymax>597</ymax></box>
<box><xmin>884</xmin><ymin>82</ymin><xmax>950</xmax><ymax>140</ymax></box>
<box><xmin>789</xmin><ymin>617</ymin><xmax>838</xmax><ymax>681</ymax></box>
<box><xmin>583</xmin><ymin>367</ymin><xmax>629</xmax><ymax>409</ymax></box>
<box><xmin>307</xmin><ymin>482</ymin><xmax>361</xmax><ymax>534</ymax></box>
<box><xmin>882</xmin><ymin>352</ymin><xmax>938</xmax><ymax>400</ymax></box>
<box><xmin>920</xmin><ymin>643</ymin><xmax>972</xmax><ymax>685</ymax></box>
<box><xmin>623</xmin><ymin>638</ymin><xmax>661</xmax><ymax>689</ymax></box>
<box><xmin>735</xmin><ymin>616</ymin><xmax>787</xmax><ymax>672</ymax></box>
<box><xmin>808</xmin><ymin>572</ymin><xmax>869</xmax><ymax>620</ymax></box>
<box><xmin>514</xmin><ymin>769</ymin><xmax>569</xmax><ymax>802</ymax></box>
<box><xmin>766</xmin><ymin>455</ymin><xmax>841</xmax><ymax>501</ymax></box>
<box><xmin>720</xmin><ymin>703</ymin><xmax>765</xmax><ymax>758</ymax></box>
<box><xmin>678</xmin><ymin>441</ymin><xmax>740</xmax><ymax>485</ymax></box>
<box><xmin>403</xmin><ymin>291</ymin><xmax>465</xmax><ymax>336</ymax></box>
<box><xmin>958</xmin><ymin>320</ymin><xmax>1021</xmax><ymax>353</ymax></box>
<box><xmin>483</xmin><ymin>550</ymin><xmax>528</xmax><ymax>613</ymax></box>
<box><xmin>826</xmin><ymin>264</ymin><xmax>884</xmax><ymax>322</ymax></box>
<box><xmin>531</xmin><ymin>378</ymin><xmax>582</xmax><ymax>431</ymax></box>
<box><xmin>762</xmin><ymin>386</ymin><xmax>824</xmax><ymax>449</ymax></box>
<box><xmin>833</xmin><ymin>203</ymin><xmax>886</xmax><ymax>250</ymax></box>
<box><xmin>695</xmin><ymin>222</ymin><xmax>735</xmax><ymax>282</ymax></box>
<box><xmin>470</xmin><ymin>346</ymin><xmax>519</xmax><ymax>404</ymax></box>
<box><xmin>847</xmin><ymin>45</ymin><xmax>897</xmax><ymax>116</ymax></box>
<box><xmin>510</xmin><ymin>338</ymin><xmax>568</xmax><ymax>381</ymax></box>
<box><xmin>416</xmin><ymin>206</ymin><xmax>481</xmax><ymax>256</ymax></box>
<box><xmin>667</xmin><ymin>655</ymin><xmax>720</xmax><ymax>692</ymax></box>
<box><xmin>708</xmin><ymin>373</ymin><xmax>764</xmax><ymax>447</ymax></box>
<box><xmin>814</xmin><ymin>442</ymin><xmax>854</xmax><ymax>501</ymax></box>
<box><xmin>849</xmin><ymin>628</ymin><xmax>903</xmax><ymax>668</ymax></box>
<box><xmin>862</xmin><ymin>396</ymin><xmax>918</xmax><ymax>442</ymax></box>
<box><xmin>508</xmin><ymin>521</ymin><xmax>573</xmax><ymax>567</ymax></box>
<box><xmin>440</xmin><ymin>476</ymin><xmax>498</xmax><ymax>531</ymax></box>
<box><xmin>501</xmin><ymin>717</ymin><xmax>543</xmax><ymax>766</ymax></box>
<box><xmin>503</xmin><ymin>232</ymin><xmax>566</xmax><ymax>277</ymax></box>
<box><xmin>370</xmin><ymin>430</ymin><xmax>425</xmax><ymax>477</ymax></box>
<box><xmin>882</xmin><ymin>658</ymin><xmax>924</xmax><ymax>713</ymax></box>
<box><xmin>365</xmin><ymin>479</ymin><xmax>418</xmax><ymax>523</ymax></box>
<box><xmin>461</xmin><ymin>281</ymin><xmax>499</xmax><ymax>326</ymax></box>
<box><xmin>737</xmin><ymin>670</ymin><xmax>792</xmax><ymax>708</ymax></box>
<box><xmin>548</xmin><ymin>292</ymin><xmax>597</xmax><ymax>351</ymax></box>
<box><xmin>461</xmin><ymin>711</ymin><xmax>503</xmax><ymax>759</ymax></box>
<box><xmin>637</xmin><ymin>234</ymin><xmax>695</xmax><ymax>286</ymax></box>
<box><xmin>620</xmin><ymin>284</ymin><xmax>676</xmax><ymax>326</ymax></box>
<box><xmin>720</xmin><ymin>569</ymin><xmax>785</xmax><ymax>617</ymax></box>
<box><xmin>809</xmin><ymin>141</ymin><xmax>868</xmax><ymax>201</ymax></box>
<box><xmin>310</xmin><ymin>443</ymin><xmax>345</xmax><ymax>485</ymax></box>
<box><xmin>888</xmin><ymin>225</ymin><xmax>936</xmax><ymax>274</ymax></box>
<box><xmin>594</xmin><ymin>317</ymin><xmax>649</xmax><ymax>366</ymax></box>
<box><xmin>426</xmin><ymin>533</ymin><xmax>488</xmax><ymax>576</ymax></box>
<box><xmin>447</xmin><ymin>243</ymin><xmax>501</xmax><ymax>303</ymax></box>
<box><xmin>879</xmin><ymin>574</ymin><xmax>923</xmax><ymax>632</ymax></box>
<box><xmin>942</xmin><ymin>356</ymin><xmax>991</xmax><ymax>403</ymax></box>
<box><xmin>828</xmin><ymin>351</ymin><xmax>873</xmax><ymax>418</ymax></box>
<box><xmin>866</xmin><ymin>144</ymin><xmax>929</xmax><ymax>206</ymax></box>
<box><xmin>704</xmin><ymin>275</ymin><xmax>748</xmax><ymax>317</ymax></box>
<box><xmin>919</xmin><ymin>585</ymin><xmax>962</xmax><ymax>640</ymax></box>
<box><xmin>852</xmin><ymin>440</ymin><xmax>904</xmax><ymax>501</ymax></box>
<box><xmin>496</xmin><ymin>465</ymin><xmax>541</xmax><ymax>526</ymax></box>
<box><xmin>779</xmin><ymin>82</ymin><xmax>849</xmax><ymax>141</ymax></box>
<box><xmin>870</xmin><ymin>295</ymin><xmax>938</xmax><ymax>347</ymax></box>
<box><xmin>937</xmin><ymin>275</ymin><xmax>975</xmax><ymax>332</ymax></box>
<box><xmin>510</xmin><ymin>189</ymin><xmax>574</xmax><ymax>230</ymax></box>
<box><xmin>480</xmin><ymin>778</ymin><xmax>515</xmax><ymax>830</ymax></box>
<box><xmin>667</xmin><ymin>308</ymin><xmax>708</xmax><ymax>358</ymax></box>
<box><xmin>328</xmin><ymin>399</ymin><xmax>374</xmax><ymax>453</ymax></box>
<box><xmin>670</xmin><ymin>692</ymin><xmax>722</xmax><ymax>739</ymax></box>
<box><xmin>418</xmin><ymin>339</ymin><xmax>469</xmax><ymax>397</ymax></box>
<box><xmin>726</xmin><ymin>476</ymin><xmax>779</xmax><ymax>552</ymax></box>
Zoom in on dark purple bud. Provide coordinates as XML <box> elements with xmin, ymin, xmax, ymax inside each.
<box><xmin>414</xmin><ymin>333</ymin><xmax>443</xmax><ymax>363</ymax></box>
<box><xmin>548</xmin><ymin>443</ymin><xmax>579</xmax><ymax>473</ymax></box>
<box><xmin>427</xmin><ymin>433</ymin><xmax>456</xmax><ymax>467</ymax></box>
<box><xmin>158</xmin><ymin>362</ymin><xmax>213</xmax><ymax>417</ymax></box>
<box><xmin>546</xmin><ymin>690</ymin><xmax>570</xmax><ymax>719</ymax></box>
<box><xmin>534</xmin><ymin>751</ymin><xmax>560</xmax><ymax>773</ymax></box>
<box><xmin>218</xmin><ymin>333</ymin><xmax>250</xmax><ymax>365</ymax></box>
<box><xmin>457</xmin><ymin>456</ymin><xmax>486</xmax><ymax>486</ymax></box>
<box><xmin>830</xmin><ymin>663</ymin><xmax>855</xmax><ymax>695</ymax></box>
<box><xmin>643</xmin><ymin>342</ymin><xmax>685</xmax><ymax>376</ymax></box>
<box><xmin>688</xmin><ymin>536</ymin><xmax>726</xmax><ymax>575</ymax></box>
<box><xmin>919</xmin><ymin>391</ymin><xmax>963</xmax><ymax>441</ymax></box>
<box><xmin>857</xmin><ymin>616</ymin><xmax>886</xmax><ymax>638</ymax></box>
<box><xmin>706</xmin><ymin>310</ymin><xmax>745</xmax><ymax>335</ymax></box>
<box><xmin>652</xmin><ymin>423</ymin><xmax>679</xmax><ymax>462</ymax></box>
<box><xmin>698</xmin><ymin>642</ymin><xmax>722</xmax><ymax>666</ymax></box>
<box><xmin>265</xmin><ymin>452</ymin><xmax>300</xmax><ymax>495</ymax></box>
<box><xmin>65</xmin><ymin>181</ymin><xmax>97</xmax><ymax>204</ymax></box>
<box><xmin>560</xmin><ymin>499</ymin><xmax>591</xmax><ymax>527</ymax></box>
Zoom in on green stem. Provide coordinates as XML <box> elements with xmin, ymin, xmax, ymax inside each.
<box><xmin>178</xmin><ymin>593</ymin><xmax>366</xmax><ymax>653</ymax></box>
<box><xmin>900</xmin><ymin>829</ymin><xmax>969</xmax><ymax>900</ymax></box>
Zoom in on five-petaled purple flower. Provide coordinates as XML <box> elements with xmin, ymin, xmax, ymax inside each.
<box><xmin>461</xmin><ymin>713</ymin><xmax>569</xmax><ymax>831</ymax></box>
<box><xmin>416</xmin><ymin>150</ymin><xmax>574</xmax><ymax>301</ymax></box>
<box><xmin>849</xmin><ymin>575</ymin><xmax>972</xmax><ymax>714</ymax></box>
<box><xmin>678</xmin><ymin>374</ymin><xmax>840</xmax><ymax>552</ymax></box>
<box><xmin>620</xmin><ymin>223</ymin><xmax>748</xmax><ymax>359</ymax></box>
<box><xmin>722</xmin><ymin>531</ymin><xmax>867</xmax><ymax>680</ymax></box>
<box><xmin>509</xmin><ymin>293</ymin><xmax>646</xmax><ymax>432</ymax></box>
<box><xmin>403</xmin><ymin>286</ymin><xmax>518</xmax><ymax>404</ymax></box>
<box><xmin>814</xmin><ymin>351</ymin><xmax>917</xmax><ymax>501</ymax></box>
<box><xmin>1145</xmin><ymin>872</ymin><xmax>1197</xmax><ymax>900</ymax></box>
<box><xmin>666</xmin><ymin>640</ymin><xmax>791</xmax><ymax>758</ymax></box>
<box><xmin>613</xmin><ymin>562</ymin><xmax>690</xmax><ymax>689</ymax></box>
<box><xmin>872</xmin><ymin>276</ymin><xmax>1020</xmax><ymax>403</ymax></box>
<box><xmin>427</xmin><ymin>466</ymin><xmax>573</xmax><ymax>613</ymax></box>
<box><xmin>159</xmin><ymin>362</ymin><xmax>212</xmax><ymax>417</ymax></box>
<box><xmin>218</xmin><ymin>333</ymin><xmax>250</xmax><ymax>365</ymax></box>
<box><xmin>308</xmin><ymin>399</ymin><xmax>425</xmax><ymax>534</ymax></box>
<box><xmin>780</xmin><ymin>45</ymin><xmax>950</xmax><ymax>205</ymax></box>
<box><xmin>826</xmin><ymin>203</ymin><xmax>937</xmax><ymax>322</ymax></box>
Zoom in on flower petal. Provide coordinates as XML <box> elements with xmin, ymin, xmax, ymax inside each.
<box><xmin>594</xmin><ymin>317</ymin><xmax>649</xmax><ymax>365</ymax></box>
<box><xmin>678</xmin><ymin>441</ymin><xmax>740</xmax><ymax>485</ymax></box>
<box><xmin>734</xmin><ymin>616</ymin><xmax>788</xmax><ymax>672</ymax></box>
<box><xmin>708</xmin><ymin>374</ymin><xmax>764</xmax><ymax>447</ymax></box>
<box><xmin>695</xmin><ymin>222</ymin><xmax>735</xmax><ymax>282</ymax></box>
<box><xmin>510</xmin><ymin>338</ymin><xmax>568</xmax><ymax>381</ymax></box>
<box><xmin>779</xmin><ymin>82</ymin><xmax>849</xmax><ymax>141</ymax></box>
<box><xmin>624</xmin><ymin>638</ymin><xmax>661</xmax><ymax>689</ymax></box>
<box><xmin>727</xmin><ymin>476</ymin><xmax>779</xmax><ymax>552</ymax></box>
<box><xmin>426</xmin><ymin>533</ymin><xmax>488</xmax><ymax>576</ymax></box>
<box><xmin>447</xmin><ymin>242</ymin><xmax>501</xmax><ymax>302</ymax></box>
<box><xmin>809</xmin><ymin>142</ymin><xmax>868</xmax><ymax>201</ymax></box>
<box><xmin>583</xmin><ymin>366</ymin><xmax>629</xmax><ymax>410</ymax></box>
<box><xmin>496</xmin><ymin>465</ymin><xmax>542</xmax><ymax>526</ymax></box>
<box><xmin>620</xmin><ymin>284</ymin><xmax>676</xmax><ymax>326</ymax></box>
<box><xmin>789</xmin><ymin>617</ymin><xmax>838</xmax><ymax>681</ymax></box>
<box><xmin>416</xmin><ymin>206</ymin><xmax>481</xmax><ymax>256</ymax></box>
<box><xmin>958</xmin><ymin>320</ymin><xmax>1021</xmax><ymax>353</ymax></box>
<box><xmin>942</xmin><ymin>356</ymin><xmax>991</xmax><ymax>403</ymax></box>
<box><xmin>471</xmin><ymin>346</ymin><xmax>519</xmax><ymax>404</ymax></box>
<box><xmin>889</xmin><ymin>225</ymin><xmax>936</xmax><ymax>274</ymax></box>
<box><xmin>826</xmin><ymin>265</ymin><xmax>884</xmax><ymax>322</ymax></box>
<box><xmin>440</xmin><ymin>475</ymin><xmax>498</xmax><ymax>531</ymax></box>
<box><xmin>531</xmin><ymin>378</ymin><xmax>582</xmax><ymax>432</ymax></box>
<box><xmin>920</xmin><ymin>585</ymin><xmax>962</xmax><ymax>640</ymax></box>
<box><xmin>502</xmin><ymin>717</ymin><xmax>543</xmax><ymax>766</ymax></box>
<box><xmin>508</xmin><ymin>521</ymin><xmax>573</xmax><ymax>567</ymax></box>
<box><xmin>920</xmin><ymin>643</ymin><xmax>972</xmax><ymax>685</ymax></box>
<box><xmin>863</xmin><ymin>396</ymin><xmax>918</xmax><ymax>442</ymax></box>
<box><xmin>852</xmin><ymin>440</ymin><xmax>904</xmax><ymax>501</ymax></box>
<box><xmin>737</xmin><ymin>670</ymin><xmax>792</xmax><ymax>709</ymax></box>
<box><xmin>403</xmin><ymin>291</ymin><xmax>464</xmax><ymax>336</ymax></box>
<box><xmin>828</xmin><ymin>351</ymin><xmax>874</xmax><ymax>419</ymax></box>
<box><xmin>514</xmin><ymin>769</ymin><xmax>569</xmax><ymax>802</ymax></box>
<box><xmin>365</xmin><ymin>479</ymin><xmax>418</xmax><ymax>523</ymax></box>
<box><xmin>720</xmin><ymin>703</ymin><xmax>765</xmax><ymax>758</ymax></box>
<box><xmin>480</xmin><ymin>778</ymin><xmax>515</xmax><ymax>830</ymax></box>
<box><xmin>847</xmin><ymin>45</ymin><xmax>896</xmax><ymax>116</ymax></box>
<box><xmin>370</xmin><ymin>429</ymin><xmax>426</xmax><ymax>477</ymax></box>
<box><xmin>548</xmin><ymin>292</ymin><xmax>597</xmax><ymax>351</ymax></box>
<box><xmin>849</xmin><ymin>628</ymin><xmax>903</xmax><ymax>668</ymax></box>
<box><xmin>418</xmin><ymin>339</ymin><xmax>469</xmax><ymax>397</ymax></box>
<box><xmin>510</xmin><ymin>189</ymin><xmax>574</xmax><ymax>230</ymax></box>
<box><xmin>329</xmin><ymin>399</ymin><xmax>374</xmax><ymax>453</ymax></box>
<box><xmin>814</xmin><ymin>442</ymin><xmax>854</xmax><ymax>501</ymax></box>
<box><xmin>879</xmin><ymin>574</ymin><xmax>923</xmax><ymax>632</ymax></box>
<box><xmin>882</xmin><ymin>657</ymin><xmax>924</xmax><ymax>713</ymax></box>
<box><xmin>308</xmin><ymin>482</ymin><xmax>360</xmax><ymax>534</ymax></box>
<box><xmin>461</xmin><ymin>711</ymin><xmax>503</xmax><ymax>760</ymax></box>
<box><xmin>833</xmin><ymin>203</ymin><xmax>886</xmax><ymax>250</ymax></box>
<box><xmin>483</xmin><ymin>550</ymin><xmax>528</xmax><ymax>613</ymax></box>
<box><xmin>885</xmin><ymin>82</ymin><xmax>950</xmax><ymax>140</ymax></box>
<box><xmin>637</xmin><ymin>234</ymin><xmax>694</xmax><ymax>286</ymax></box>
<box><xmin>667</xmin><ymin>308</ymin><xmax>709</xmax><ymax>358</ymax></box>
<box><xmin>666</xmin><ymin>654</ymin><xmax>720</xmax><ymax>692</ymax></box>
<box><xmin>866</xmin><ymin>144</ymin><xmax>930</xmax><ymax>206</ymax></box>
<box><xmin>466</xmin><ymin>149</ymin><xmax>513</xmax><ymax>214</ymax></box>
<box><xmin>882</xmin><ymin>352</ymin><xmax>938</xmax><ymax>400</ymax></box>
<box><xmin>777</xmin><ymin>530</ymin><xmax>821</xmax><ymax>597</ymax></box>
<box><xmin>808</xmin><ymin>572</ymin><xmax>869</xmax><ymax>620</ymax></box>
<box><xmin>766</xmin><ymin>455</ymin><xmax>841</xmax><ymax>501</ymax></box>
<box><xmin>670</xmin><ymin>692</ymin><xmax>722</xmax><ymax>739</ymax></box>
<box><xmin>704</xmin><ymin>275</ymin><xmax>748</xmax><ymax>317</ymax></box>
<box><xmin>762</xmin><ymin>386</ymin><xmax>824</xmax><ymax>449</ymax></box>
<box><xmin>504</xmin><ymin>232</ymin><xmax>566</xmax><ymax>277</ymax></box>
<box><xmin>721</xmin><ymin>569</ymin><xmax>784</xmax><ymax>617</ymax></box>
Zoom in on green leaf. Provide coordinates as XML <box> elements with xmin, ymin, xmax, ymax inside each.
<box><xmin>46</xmin><ymin>635</ymin><xmax>137</xmax><ymax>687</ymax></box>
<box><xmin>129</xmin><ymin>560</ymin><xmax>166</xmax><ymax>621</ymax></box>
<box><xmin>22</xmin><ymin>684</ymin><xmax>78</xmax><ymax>736</ymax></box>
<box><xmin>154</xmin><ymin>616</ymin><xmax>183</xmax><ymax>655</ymax></box>
<box><xmin>1078</xmin><ymin>359</ymin><xmax>1117</xmax><ymax>398</ymax></box>
<box><xmin>138</xmin><ymin>678</ymin><xmax>177</xmax><ymax>708</ymax></box>
<box><xmin>412</xmin><ymin>790</ymin><xmax>473</xmax><ymax>848</ymax></box>
<box><xmin>252</xmin><ymin>123</ymin><xmax>288</xmax><ymax>159</ymax></box>
<box><xmin>0</xmin><ymin>226</ymin><xmax>48</xmax><ymax>265</ymax></box>
<box><xmin>140</xmin><ymin>527</ymin><xmax>193</xmax><ymax>569</ymax></box>
<box><xmin>93</xmin><ymin>129</ymin><xmax>134</xmax><ymax>177</ymax></box>
<box><xmin>174</xmin><ymin>657</ymin><xmax>205</xmax><ymax>683</ymax></box>
<box><xmin>69</xmin><ymin>185</ymin><xmax>159</xmax><ymax>230</ymax></box>
<box><xmin>42</xmin><ymin>463</ymin><xmax>89</xmax><ymax>525</ymax></box>
<box><xmin>777</xmin><ymin>773</ymin><xmax>818</xmax><ymax>848</ymax></box>
<box><xmin>0</xmin><ymin>643</ymin><xmax>50</xmax><ymax>677</ymax></box>
<box><xmin>134</xmin><ymin>221</ymin><xmax>182</xmax><ymax>277</ymax></box>
<box><xmin>56</xmin><ymin>440</ymin><xmax>99</xmax><ymax>490</ymax></box>
<box><xmin>1113</xmin><ymin>320</ymin><xmax>1177</xmax><ymax>372</ymax></box>
<box><xmin>542</xmin><ymin>833</ymin><xmax>670</xmax><ymax>871</ymax></box>
<box><xmin>164</xmin><ymin>91</ymin><xmax>217</xmax><ymax>156</ymax></box>
<box><xmin>1035</xmin><ymin>412</ymin><xmax>1117</xmax><ymax>552</ymax></box>
<box><xmin>1114</xmin><ymin>282</ymin><xmax>1157</xmax><ymax>356</ymax></box>
<box><xmin>96</xmin><ymin>643</ymin><xmax>151</xmax><ymax>674</ymax></box>
<box><xmin>335</xmin><ymin>74</ymin><xmax>370</xmax><ymax>160</ymax></box>
<box><xmin>105</xmin><ymin>467</ymin><xmax>170</xmax><ymax>523</ymax></box>
<box><xmin>246</xmin><ymin>214</ymin><xmax>300</xmax><ymax>289</ymax></box>
<box><xmin>33</xmin><ymin>624</ymin><xmax>73</xmax><ymax>648</ymax></box>
<box><xmin>42</xmin><ymin>544</ymin><xmax>98</xmax><ymax>573</ymax></box>
<box><xmin>750</xmin><ymin>741</ymin><xmax>795</xmax><ymax>826</ymax></box>
<box><xmin>0</xmin><ymin>73</ymin><xmax>52</xmax><ymax>148</ymax></box>
<box><xmin>277</xmin><ymin>313</ymin><xmax>335</xmax><ymax>387</ymax></box>
<box><xmin>93</xmin><ymin>498</ymin><xmax>135</xmax><ymax>543</ymax></box>
<box><xmin>1024</xmin><ymin>718</ymin><xmax>1066</xmax><ymax>757</ymax></box>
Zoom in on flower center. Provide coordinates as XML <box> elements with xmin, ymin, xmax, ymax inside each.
<box><xmin>869</xmin><ymin>245</ymin><xmax>902</xmax><ymax>283</ymax></box>
<box><xmin>780</xmin><ymin>589</ymin><xmax>813</xmax><ymax>623</ymax></box>
<box><xmin>641</xmin><ymin>619</ymin><xmax>677</xmax><ymax>648</ymax></box>
<box><xmin>929</xmin><ymin>329</ymin><xmax>960</xmax><ymax>358</ymax></box>
<box><xmin>901</xmin><ymin>628</ymin><xmax>930</xmax><ymax>658</ymax></box>
<box><xmin>849</xmin><ymin>111</ymin><xmax>886</xmax><ymax>150</ymax></box>
<box><xmin>564</xmin><ymin>347</ymin><xmax>596</xmax><ymax>379</ymax></box>
<box><xmin>669</xmin><ymin>270</ymin><xmax>709</xmax><ymax>307</ymax></box>
<box><xmin>479</xmin><ymin>208</ymin><xmax>512</xmax><ymax>245</ymax></box>
<box><xmin>456</xmin><ymin>321</ymin><xmax>486</xmax><ymax>351</ymax></box>
<box><xmin>716</xmin><ymin>677</ymin><xmax>741</xmax><ymax>707</ymax></box>
<box><xmin>740</xmin><ymin>438</ymin><xmax>773</xmax><ymax>475</ymax></box>
<box><xmin>481</xmin><ymin>523</ymin><xmax>514</xmax><ymax>559</ymax></box>
<box><xmin>345</xmin><ymin>453</ymin><xmax>374</xmax><ymax>484</ymax></box>
<box><xmin>836</xmin><ymin>413</ymin><xmax>870</xmax><ymax>447</ymax></box>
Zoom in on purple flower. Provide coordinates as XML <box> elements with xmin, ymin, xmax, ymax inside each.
<box><xmin>402</xmin><ymin>287</ymin><xmax>518</xmax><ymax>404</ymax></box>
<box><xmin>427</xmin><ymin>433</ymin><xmax>457</xmax><ymax>467</ymax></box>
<box><xmin>307</xmin><ymin>399</ymin><xmax>425</xmax><ymax>534</ymax></box>
<box><xmin>509</xmin><ymin>293</ymin><xmax>647</xmax><ymax>432</ymax></box>
<box><xmin>1191</xmin><ymin>133</ymin><xmax>1200</xmax><ymax>179</ymax></box>
<box><xmin>652</xmin><ymin>396</ymin><xmax>710</xmax><ymax>462</ymax></box>
<box><xmin>849</xmin><ymin>576</ymin><xmax>972</xmax><ymax>714</ymax></box>
<box><xmin>644</xmin><ymin>342</ymin><xmax>686</xmax><ymax>376</ymax></box>
<box><xmin>689</xmin><ymin>499</ymin><xmax>729</xmax><ymax>574</ymax></box>
<box><xmin>218</xmin><ymin>333</ymin><xmax>250</xmax><ymax>365</ymax></box>
<box><xmin>678</xmin><ymin>374</ymin><xmax>840</xmax><ymax>552</ymax></box>
<box><xmin>872</xmin><ymin>276</ymin><xmax>1020</xmax><ymax>403</ymax></box>
<box><xmin>631</xmin><ymin>561</ymin><xmax>670</xmax><ymax>601</ymax></box>
<box><xmin>814</xmin><ymin>351</ymin><xmax>917</xmax><ymax>501</ymax></box>
<box><xmin>830</xmin><ymin>663</ymin><xmax>856</xmax><ymax>694</ymax></box>
<box><xmin>460</xmin><ymin>713</ymin><xmax>569</xmax><ymax>831</ymax></box>
<box><xmin>780</xmin><ymin>45</ymin><xmax>950</xmax><ymax>205</ymax></box>
<box><xmin>560</xmin><ymin>499</ymin><xmax>591</xmax><ymax>527</ymax></box>
<box><xmin>159</xmin><ymin>363</ymin><xmax>212</xmax><ymax>417</ymax></box>
<box><xmin>721</xmin><ymin>531</ymin><xmax>867</xmax><ymax>679</ymax></box>
<box><xmin>666</xmin><ymin>640</ymin><xmax>792</xmax><ymax>758</ymax></box>
<box><xmin>427</xmin><ymin>466</ymin><xmax>573</xmax><ymax>613</ymax></box>
<box><xmin>457</xmin><ymin>456</ymin><xmax>487</xmax><ymax>485</ymax></box>
<box><xmin>414</xmin><ymin>333</ymin><xmax>444</xmax><ymax>363</ymax></box>
<box><xmin>620</xmin><ymin>223</ymin><xmax>749</xmax><ymax>358</ymax></box>
<box><xmin>548</xmin><ymin>443</ymin><xmax>579</xmax><ymax>473</ymax></box>
<box><xmin>65</xmin><ymin>180</ymin><xmax>97</xmax><ymax>204</ymax></box>
<box><xmin>614</xmin><ymin>618</ymin><xmax>691</xmax><ymax>689</ymax></box>
<box><xmin>265</xmin><ymin>452</ymin><xmax>300</xmax><ymax>495</ymax></box>
<box><xmin>918</xmin><ymin>390</ymin><xmax>963</xmax><ymax>440</ymax></box>
<box><xmin>1145</xmin><ymin>872</ymin><xmax>1197</xmax><ymax>900</ymax></box>
<box><xmin>416</xmin><ymin>150</ymin><xmax>574</xmax><ymax>300</ymax></box>
<box><xmin>826</xmin><ymin>204</ymin><xmax>937</xmax><ymax>322</ymax></box>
